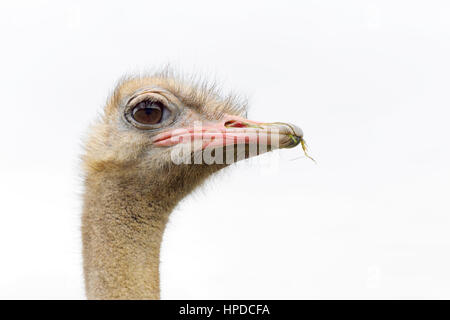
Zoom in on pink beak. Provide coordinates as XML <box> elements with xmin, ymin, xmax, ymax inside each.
<box><xmin>152</xmin><ymin>114</ymin><xmax>303</xmax><ymax>151</ymax></box>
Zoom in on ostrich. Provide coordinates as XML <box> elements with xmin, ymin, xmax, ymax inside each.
<box><xmin>81</xmin><ymin>72</ymin><xmax>304</xmax><ymax>299</ymax></box>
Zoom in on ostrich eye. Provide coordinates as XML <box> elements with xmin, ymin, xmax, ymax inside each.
<box><xmin>132</xmin><ymin>101</ymin><xmax>164</xmax><ymax>125</ymax></box>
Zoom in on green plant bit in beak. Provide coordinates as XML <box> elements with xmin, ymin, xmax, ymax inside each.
<box><xmin>300</xmin><ymin>138</ymin><xmax>316</xmax><ymax>163</ymax></box>
<box><xmin>289</xmin><ymin>134</ymin><xmax>316</xmax><ymax>163</ymax></box>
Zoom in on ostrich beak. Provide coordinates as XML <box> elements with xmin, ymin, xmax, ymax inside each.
<box><xmin>153</xmin><ymin>115</ymin><xmax>304</xmax><ymax>151</ymax></box>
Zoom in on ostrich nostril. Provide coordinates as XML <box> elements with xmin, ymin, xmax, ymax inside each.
<box><xmin>224</xmin><ymin>120</ymin><xmax>247</xmax><ymax>128</ymax></box>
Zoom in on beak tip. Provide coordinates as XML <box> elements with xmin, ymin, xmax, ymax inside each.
<box><xmin>290</xmin><ymin>124</ymin><xmax>303</xmax><ymax>139</ymax></box>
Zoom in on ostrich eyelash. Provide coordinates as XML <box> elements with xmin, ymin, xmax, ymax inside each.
<box><xmin>108</xmin><ymin>70</ymin><xmax>248</xmax><ymax>120</ymax></box>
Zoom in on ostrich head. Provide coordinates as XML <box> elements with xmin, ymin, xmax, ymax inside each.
<box><xmin>83</xmin><ymin>73</ymin><xmax>303</xmax><ymax>198</ymax></box>
<box><xmin>81</xmin><ymin>72</ymin><xmax>306</xmax><ymax>299</ymax></box>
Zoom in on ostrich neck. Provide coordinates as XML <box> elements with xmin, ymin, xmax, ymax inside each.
<box><xmin>82</xmin><ymin>166</ymin><xmax>197</xmax><ymax>299</ymax></box>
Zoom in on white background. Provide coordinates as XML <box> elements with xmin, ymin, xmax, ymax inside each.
<box><xmin>0</xmin><ymin>0</ymin><xmax>449</xmax><ymax>299</ymax></box>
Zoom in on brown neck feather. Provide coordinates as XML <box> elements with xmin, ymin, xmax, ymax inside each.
<box><xmin>81</xmin><ymin>163</ymin><xmax>223</xmax><ymax>299</ymax></box>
